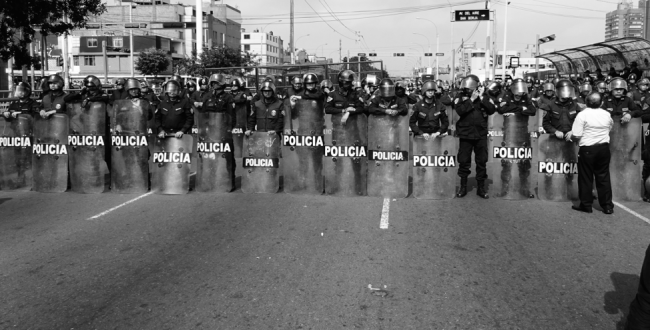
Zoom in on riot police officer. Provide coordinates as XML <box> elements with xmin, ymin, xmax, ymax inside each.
<box><xmin>40</xmin><ymin>74</ymin><xmax>75</xmax><ymax>118</ymax></box>
<box><xmin>536</xmin><ymin>82</ymin><xmax>556</xmax><ymax>110</ymax></box>
<box><xmin>576</xmin><ymin>82</ymin><xmax>593</xmax><ymax>105</ymax></box>
<box><xmin>367</xmin><ymin>79</ymin><xmax>408</xmax><ymax>116</ymax></box>
<box><xmin>66</xmin><ymin>75</ymin><xmax>110</xmax><ymax>105</ymax></box>
<box><xmin>109</xmin><ymin>78</ymin><xmax>128</xmax><ymax>105</ymax></box>
<box><xmin>454</xmin><ymin>74</ymin><xmax>497</xmax><ymax>198</ymax></box>
<box><xmin>114</xmin><ymin>78</ymin><xmax>155</xmax><ymax>134</ymax></box>
<box><xmin>630</xmin><ymin>78</ymin><xmax>650</xmax><ymax>107</ymax></box>
<box><xmin>484</xmin><ymin>81</ymin><xmax>502</xmax><ymax>107</ymax></box>
<box><xmin>396</xmin><ymin>80</ymin><xmax>420</xmax><ymax>106</ymax></box>
<box><xmin>231</xmin><ymin>77</ymin><xmax>252</xmax><ymax>135</ymax></box>
<box><xmin>186</xmin><ymin>80</ymin><xmax>199</xmax><ymax>102</ymax></box>
<box><xmin>140</xmin><ymin>80</ymin><xmax>160</xmax><ymax>107</ymax></box>
<box><xmin>628</xmin><ymin>73</ymin><xmax>639</xmax><ymax>94</ymax></box>
<box><xmin>246</xmin><ymin>81</ymin><xmax>284</xmax><ymax>135</ymax></box>
<box><xmin>603</xmin><ymin>78</ymin><xmax>643</xmax><ymax>123</ymax></box>
<box><xmin>287</xmin><ymin>75</ymin><xmax>303</xmax><ymax>98</ymax></box>
<box><xmin>541</xmin><ymin>80</ymin><xmax>580</xmax><ymax>142</ymax></box>
<box><xmin>155</xmin><ymin>80</ymin><xmax>193</xmax><ymax>139</ymax></box>
<box><xmin>409</xmin><ymin>80</ymin><xmax>449</xmax><ymax>140</ymax></box>
<box><xmin>321</xmin><ymin>79</ymin><xmax>334</xmax><ymax>96</ymax></box>
<box><xmin>5</xmin><ymin>82</ymin><xmax>38</xmax><ymax>118</ymax></box>
<box><xmin>325</xmin><ymin>70</ymin><xmax>365</xmax><ymax>118</ymax></box>
<box><xmin>594</xmin><ymin>80</ymin><xmax>608</xmax><ymax>99</ymax></box>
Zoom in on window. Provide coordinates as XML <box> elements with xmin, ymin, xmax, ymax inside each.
<box><xmin>73</xmin><ymin>56</ymin><xmax>79</xmax><ymax>66</ymax></box>
<box><xmin>87</xmin><ymin>38</ymin><xmax>98</xmax><ymax>48</ymax></box>
<box><xmin>244</xmin><ymin>44</ymin><xmax>250</xmax><ymax>51</ymax></box>
<box><xmin>84</xmin><ymin>56</ymin><xmax>96</xmax><ymax>66</ymax></box>
<box><xmin>244</xmin><ymin>34</ymin><xmax>250</xmax><ymax>39</ymax></box>
<box><xmin>112</xmin><ymin>37</ymin><xmax>123</xmax><ymax>47</ymax></box>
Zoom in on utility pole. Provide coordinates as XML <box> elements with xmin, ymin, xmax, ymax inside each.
<box><xmin>485</xmin><ymin>0</ymin><xmax>491</xmax><ymax>80</ymax></box>
<box><xmin>502</xmin><ymin>0</ymin><xmax>509</xmax><ymax>81</ymax></box>
<box><xmin>63</xmin><ymin>16</ymin><xmax>70</xmax><ymax>89</ymax></box>
<box><xmin>197</xmin><ymin>0</ymin><xmax>203</xmax><ymax>57</ymax></box>
<box><xmin>290</xmin><ymin>0</ymin><xmax>295</xmax><ymax>64</ymax></box>
<box><xmin>535</xmin><ymin>34</ymin><xmax>540</xmax><ymax>80</ymax></box>
<box><xmin>339</xmin><ymin>39</ymin><xmax>341</xmax><ymax>63</ymax></box>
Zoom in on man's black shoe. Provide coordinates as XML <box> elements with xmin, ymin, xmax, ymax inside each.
<box><xmin>456</xmin><ymin>186</ymin><xmax>468</xmax><ymax>198</ymax></box>
<box><xmin>603</xmin><ymin>208</ymin><xmax>614</xmax><ymax>215</ymax></box>
<box><xmin>572</xmin><ymin>205</ymin><xmax>593</xmax><ymax>213</ymax></box>
<box><xmin>476</xmin><ymin>186</ymin><xmax>489</xmax><ymax>199</ymax></box>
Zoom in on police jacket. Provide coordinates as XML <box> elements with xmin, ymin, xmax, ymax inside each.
<box><xmin>65</xmin><ymin>90</ymin><xmax>110</xmax><ymax>105</ymax></box>
<box><xmin>602</xmin><ymin>95</ymin><xmax>642</xmax><ymax>118</ymax></box>
<box><xmin>200</xmin><ymin>90</ymin><xmax>236</xmax><ymax>130</ymax></box>
<box><xmin>248</xmin><ymin>96</ymin><xmax>284</xmax><ymax>134</ymax></box>
<box><xmin>453</xmin><ymin>94</ymin><xmax>497</xmax><ymax>140</ymax></box>
<box><xmin>541</xmin><ymin>99</ymin><xmax>580</xmax><ymax>134</ymax></box>
<box><xmin>409</xmin><ymin>98</ymin><xmax>449</xmax><ymax>135</ymax></box>
<box><xmin>125</xmin><ymin>95</ymin><xmax>155</xmax><ymax>121</ymax></box>
<box><xmin>498</xmin><ymin>92</ymin><xmax>537</xmax><ymax>116</ymax></box>
<box><xmin>437</xmin><ymin>92</ymin><xmax>453</xmax><ymax>106</ymax></box>
<box><xmin>155</xmin><ymin>97</ymin><xmax>193</xmax><ymax>134</ymax></box>
<box><xmin>367</xmin><ymin>96</ymin><xmax>408</xmax><ymax>116</ymax></box>
<box><xmin>324</xmin><ymin>88</ymin><xmax>365</xmax><ymax>115</ymax></box>
<box><xmin>232</xmin><ymin>91</ymin><xmax>251</xmax><ymax>128</ymax></box>
<box><xmin>143</xmin><ymin>92</ymin><xmax>160</xmax><ymax>107</ymax></box>
<box><xmin>41</xmin><ymin>91</ymin><xmax>75</xmax><ymax>114</ymax></box>
<box><xmin>7</xmin><ymin>99</ymin><xmax>39</xmax><ymax>117</ymax></box>
<box><xmin>630</xmin><ymin>90</ymin><xmax>649</xmax><ymax>105</ymax></box>
<box><xmin>396</xmin><ymin>92</ymin><xmax>419</xmax><ymax>105</ymax></box>
<box><xmin>536</xmin><ymin>95</ymin><xmax>556</xmax><ymax>111</ymax></box>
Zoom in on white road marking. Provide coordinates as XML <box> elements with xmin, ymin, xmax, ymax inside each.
<box><xmin>614</xmin><ymin>201</ymin><xmax>650</xmax><ymax>225</ymax></box>
<box><xmin>380</xmin><ymin>198</ymin><xmax>390</xmax><ymax>229</ymax></box>
<box><xmin>87</xmin><ymin>192</ymin><xmax>154</xmax><ymax>220</ymax></box>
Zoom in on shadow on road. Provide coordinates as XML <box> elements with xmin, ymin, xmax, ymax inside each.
<box><xmin>0</xmin><ymin>198</ymin><xmax>11</xmax><ymax>206</ymax></box>
<box><xmin>604</xmin><ymin>272</ymin><xmax>639</xmax><ymax>330</ymax></box>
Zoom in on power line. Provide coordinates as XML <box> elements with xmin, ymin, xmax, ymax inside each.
<box><xmin>303</xmin><ymin>0</ymin><xmax>356</xmax><ymax>40</ymax></box>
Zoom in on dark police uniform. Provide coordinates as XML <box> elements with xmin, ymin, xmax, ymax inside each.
<box><xmin>7</xmin><ymin>99</ymin><xmax>39</xmax><ymax>117</ymax></box>
<box><xmin>409</xmin><ymin>98</ymin><xmax>449</xmax><ymax>135</ymax></box>
<box><xmin>454</xmin><ymin>93</ymin><xmax>497</xmax><ymax>184</ymax></box>
<box><xmin>367</xmin><ymin>95</ymin><xmax>408</xmax><ymax>116</ymax></box>
<box><xmin>541</xmin><ymin>99</ymin><xmax>580</xmax><ymax>134</ymax></box>
<box><xmin>41</xmin><ymin>91</ymin><xmax>73</xmax><ymax>114</ymax></box>
<box><xmin>248</xmin><ymin>96</ymin><xmax>284</xmax><ymax>134</ymax></box>
<box><xmin>155</xmin><ymin>97</ymin><xmax>194</xmax><ymax>135</ymax></box>
<box><xmin>602</xmin><ymin>95</ymin><xmax>642</xmax><ymax>118</ymax></box>
<box><xmin>200</xmin><ymin>89</ymin><xmax>236</xmax><ymax>185</ymax></box>
<box><xmin>324</xmin><ymin>88</ymin><xmax>365</xmax><ymax>115</ymax></box>
<box><xmin>109</xmin><ymin>89</ymin><xmax>128</xmax><ymax>106</ymax></box>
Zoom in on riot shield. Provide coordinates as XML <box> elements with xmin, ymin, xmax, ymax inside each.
<box><xmin>367</xmin><ymin>115</ymin><xmax>410</xmax><ymax>198</ymax></box>
<box><xmin>111</xmin><ymin>100</ymin><xmax>149</xmax><ymax>194</ymax></box>
<box><xmin>609</xmin><ymin>118</ymin><xmax>643</xmax><ymax>201</ymax></box>
<box><xmin>152</xmin><ymin>134</ymin><xmax>193</xmax><ymax>194</ymax></box>
<box><xmin>411</xmin><ymin>135</ymin><xmax>459</xmax><ymax>200</ymax></box>
<box><xmin>0</xmin><ymin>115</ymin><xmax>33</xmax><ymax>190</ymax></box>
<box><xmin>195</xmin><ymin>112</ymin><xmax>234</xmax><ymax>193</ymax></box>
<box><xmin>32</xmin><ymin>113</ymin><xmax>69</xmax><ymax>193</ymax></box>
<box><xmin>242</xmin><ymin>131</ymin><xmax>281</xmax><ymax>193</ymax></box>
<box><xmin>282</xmin><ymin>98</ymin><xmax>325</xmax><ymax>195</ymax></box>
<box><xmin>232</xmin><ymin>100</ymin><xmax>248</xmax><ymax>158</ymax></box>
<box><xmin>489</xmin><ymin>114</ymin><xmax>535</xmax><ymax>200</ymax></box>
<box><xmin>67</xmin><ymin>102</ymin><xmax>107</xmax><ymax>194</ymax></box>
<box><xmin>536</xmin><ymin>134</ymin><xmax>579</xmax><ymax>202</ymax></box>
<box><xmin>323</xmin><ymin>113</ymin><xmax>368</xmax><ymax>196</ymax></box>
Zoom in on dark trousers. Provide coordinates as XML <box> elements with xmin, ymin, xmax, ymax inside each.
<box><xmin>457</xmin><ymin>138</ymin><xmax>488</xmax><ymax>182</ymax></box>
<box><xmin>626</xmin><ymin>244</ymin><xmax>650</xmax><ymax>330</ymax></box>
<box><xmin>577</xmin><ymin>143</ymin><xmax>613</xmax><ymax>209</ymax></box>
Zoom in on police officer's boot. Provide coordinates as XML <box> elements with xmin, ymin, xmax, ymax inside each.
<box><xmin>476</xmin><ymin>181</ymin><xmax>489</xmax><ymax>199</ymax></box>
<box><xmin>644</xmin><ymin>176</ymin><xmax>650</xmax><ymax>203</ymax></box>
<box><xmin>456</xmin><ymin>178</ymin><xmax>468</xmax><ymax>198</ymax></box>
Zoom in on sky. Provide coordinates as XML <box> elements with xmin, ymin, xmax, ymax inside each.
<box><xmin>207</xmin><ymin>0</ymin><xmax>625</xmax><ymax>76</ymax></box>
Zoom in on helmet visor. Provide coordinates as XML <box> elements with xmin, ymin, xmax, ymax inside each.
<box><xmin>556</xmin><ymin>86</ymin><xmax>574</xmax><ymax>99</ymax></box>
<box><xmin>380</xmin><ymin>85</ymin><xmax>395</xmax><ymax>97</ymax></box>
<box><xmin>510</xmin><ymin>81</ymin><xmax>528</xmax><ymax>95</ymax></box>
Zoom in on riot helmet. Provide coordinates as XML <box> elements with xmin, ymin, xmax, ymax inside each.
<box><xmin>198</xmin><ymin>76</ymin><xmax>209</xmax><ymax>90</ymax></box>
<box><xmin>208</xmin><ymin>73</ymin><xmax>227</xmax><ymax>90</ymax></box>
<box><xmin>260</xmin><ymin>81</ymin><xmax>276</xmax><ymax>100</ymax></box>
<box><xmin>628</xmin><ymin>73</ymin><xmax>638</xmax><ymax>85</ymax></box>
<box><xmin>47</xmin><ymin>74</ymin><xmax>65</xmax><ymax>92</ymax></box>
<box><xmin>595</xmin><ymin>81</ymin><xmax>607</xmax><ymax>94</ymax></box>
<box><xmin>510</xmin><ymin>78</ymin><xmax>528</xmax><ymax>96</ymax></box>
<box><xmin>353</xmin><ymin>80</ymin><xmax>362</xmax><ymax>91</ymax></box>
<box><xmin>378</xmin><ymin>78</ymin><xmax>396</xmax><ymax>98</ymax></box>
<box><xmin>422</xmin><ymin>80</ymin><xmax>437</xmax><ymax>100</ymax></box>
<box><xmin>114</xmin><ymin>78</ymin><xmax>126</xmax><ymax>90</ymax></box>
<box><xmin>578</xmin><ymin>82</ymin><xmax>592</xmax><ymax>96</ymax></box>
<box><xmin>638</xmin><ymin>78</ymin><xmax>650</xmax><ymax>92</ymax></box>
<box><xmin>459</xmin><ymin>75</ymin><xmax>479</xmax><ymax>95</ymax></box>
<box><xmin>585</xmin><ymin>92</ymin><xmax>603</xmax><ymax>109</ymax></box>
<box><xmin>320</xmin><ymin>79</ymin><xmax>333</xmax><ymax>93</ymax></box>
<box><xmin>486</xmin><ymin>81</ymin><xmax>502</xmax><ymax>97</ymax></box>
<box><xmin>125</xmin><ymin>78</ymin><xmax>141</xmax><ymax>98</ymax></box>
<box><xmin>338</xmin><ymin>70</ymin><xmax>355</xmax><ymax>89</ymax></box>
<box><xmin>83</xmin><ymin>75</ymin><xmax>102</xmax><ymax>91</ymax></box>
<box><xmin>291</xmin><ymin>75</ymin><xmax>303</xmax><ymax>92</ymax></box>
<box><xmin>186</xmin><ymin>80</ymin><xmax>197</xmax><ymax>92</ymax></box>
<box><xmin>170</xmin><ymin>75</ymin><xmax>183</xmax><ymax>85</ymax></box>
<box><xmin>231</xmin><ymin>77</ymin><xmax>245</xmax><ymax>92</ymax></box>
<box><xmin>165</xmin><ymin>80</ymin><xmax>181</xmax><ymax>99</ymax></box>
<box><xmin>263</xmin><ymin>75</ymin><xmax>276</xmax><ymax>84</ymax></box>
<box><xmin>555</xmin><ymin>80</ymin><xmax>575</xmax><ymax>100</ymax></box>
<box><xmin>395</xmin><ymin>81</ymin><xmax>407</xmax><ymax>97</ymax></box>
<box><xmin>140</xmin><ymin>80</ymin><xmax>150</xmax><ymax>93</ymax></box>
<box><xmin>303</xmin><ymin>73</ymin><xmax>319</xmax><ymax>91</ymax></box>
<box><xmin>14</xmin><ymin>82</ymin><xmax>32</xmax><ymax>99</ymax></box>
<box><xmin>608</xmin><ymin>77</ymin><xmax>628</xmax><ymax>98</ymax></box>
<box><xmin>365</xmin><ymin>74</ymin><xmax>378</xmax><ymax>89</ymax></box>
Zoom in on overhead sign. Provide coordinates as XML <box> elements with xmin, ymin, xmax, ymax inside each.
<box><xmin>125</xmin><ymin>23</ymin><xmax>148</xmax><ymax>29</ymax></box>
<box><xmin>150</xmin><ymin>22</ymin><xmax>197</xmax><ymax>29</ymax></box>
<box><xmin>452</xmin><ymin>10</ymin><xmax>492</xmax><ymax>21</ymax></box>
<box><xmin>538</xmin><ymin>34</ymin><xmax>556</xmax><ymax>44</ymax></box>
<box><xmin>436</xmin><ymin>53</ymin><xmax>444</xmax><ymax>56</ymax></box>
<box><xmin>393</xmin><ymin>53</ymin><xmax>405</xmax><ymax>57</ymax></box>
<box><xmin>510</xmin><ymin>57</ymin><xmax>520</xmax><ymax>68</ymax></box>
<box><xmin>369</xmin><ymin>53</ymin><xmax>377</xmax><ymax>57</ymax></box>
<box><xmin>424</xmin><ymin>53</ymin><xmax>433</xmax><ymax>57</ymax></box>
<box><xmin>357</xmin><ymin>53</ymin><xmax>366</xmax><ymax>56</ymax></box>
<box><xmin>85</xmin><ymin>23</ymin><xmax>102</xmax><ymax>29</ymax></box>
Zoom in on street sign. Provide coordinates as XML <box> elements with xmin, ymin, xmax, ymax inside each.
<box><xmin>85</xmin><ymin>23</ymin><xmax>102</xmax><ymax>29</ymax></box>
<box><xmin>369</xmin><ymin>53</ymin><xmax>377</xmax><ymax>57</ymax></box>
<box><xmin>150</xmin><ymin>22</ymin><xmax>197</xmax><ymax>29</ymax></box>
<box><xmin>538</xmin><ymin>34</ymin><xmax>556</xmax><ymax>44</ymax></box>
<box><xmin>510</xmin><ymin>57</ymin><xmax>520</xmax><ymax>68</ymax></box>
<box><xmin>125</xmin><ymin>23</ymin><xmax>148</xmax><ymax>29</ymax></box>
<box><xmin>393</xmin><ymin>53</ymin><xmax>405</xmax><ymax>57</ymax></box>
<box><xmin>452</xmin><ymin>10</ymin><xmax>491</xmax><ymax>21</ymax></box>
<box><xmin>436</xmin><ymin>53</ymin><xmax>444</xmax><ymax>56</ymax></box>
<box><xmin>357</xmin><ymin>53</ymin><xmax>366</xmax><ymax>56</ymax></box>
<box><xmin>424</xmin><ymin>53</ymin><xmax>433</xmax><ymax>57</ymax></box>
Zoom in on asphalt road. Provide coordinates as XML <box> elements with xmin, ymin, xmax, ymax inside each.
<box><xmin>1</xmin><ymin>182</ymin><xmax>650</xmax><ymax>329</ymax></box>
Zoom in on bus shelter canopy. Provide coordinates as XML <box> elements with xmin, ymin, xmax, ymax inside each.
<box><xmin>536</xmin><ymin>37</ymin><xmax>650</xmax><ymax>75</ymax></box>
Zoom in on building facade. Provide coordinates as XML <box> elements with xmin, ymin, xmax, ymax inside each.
<box><xmin>605</xmin><ymin>0</ymin><xmax>645</xmax><ymax>40</ymax></box>
<box><xmin>241</xmin><ymin>29</ymin><xmax>284</xmax><ymax>75</ymax></box>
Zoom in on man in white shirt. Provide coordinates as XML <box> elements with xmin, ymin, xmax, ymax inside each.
<box><xmin>570</xmin><ymin>92</ymin><xmax>614</xmax><ymax>214</ymax></box>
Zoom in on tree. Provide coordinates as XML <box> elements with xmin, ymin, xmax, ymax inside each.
<box><xmin>174</xmin><ymin>46</ymin><xmax>257</xmax><ymax>76</ymax></box>
<box><xmin>1</xmin><ymin>0</ymin><xmax>106</xmax><ymax>67</ymax></box>
<box><xmin>135</xmin><ymin>48</ymin><xmax>170</xmax><ymax>77</ymax></box>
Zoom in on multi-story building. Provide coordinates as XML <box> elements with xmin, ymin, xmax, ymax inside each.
<box><xmin>605</xmin><ymin>0</ymin><xmax>645</xmax><ymax>40</ymax></box>
<box><xmin>240</xmin><ymin>29</ymin><xmax>284</xmax><ymax>75</ymax></box>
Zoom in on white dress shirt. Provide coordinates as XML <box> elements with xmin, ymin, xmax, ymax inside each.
<box><xmin>571</xmin><ymin>108</ymin><xmax>613</xmax><ymax>147</ymax></box>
